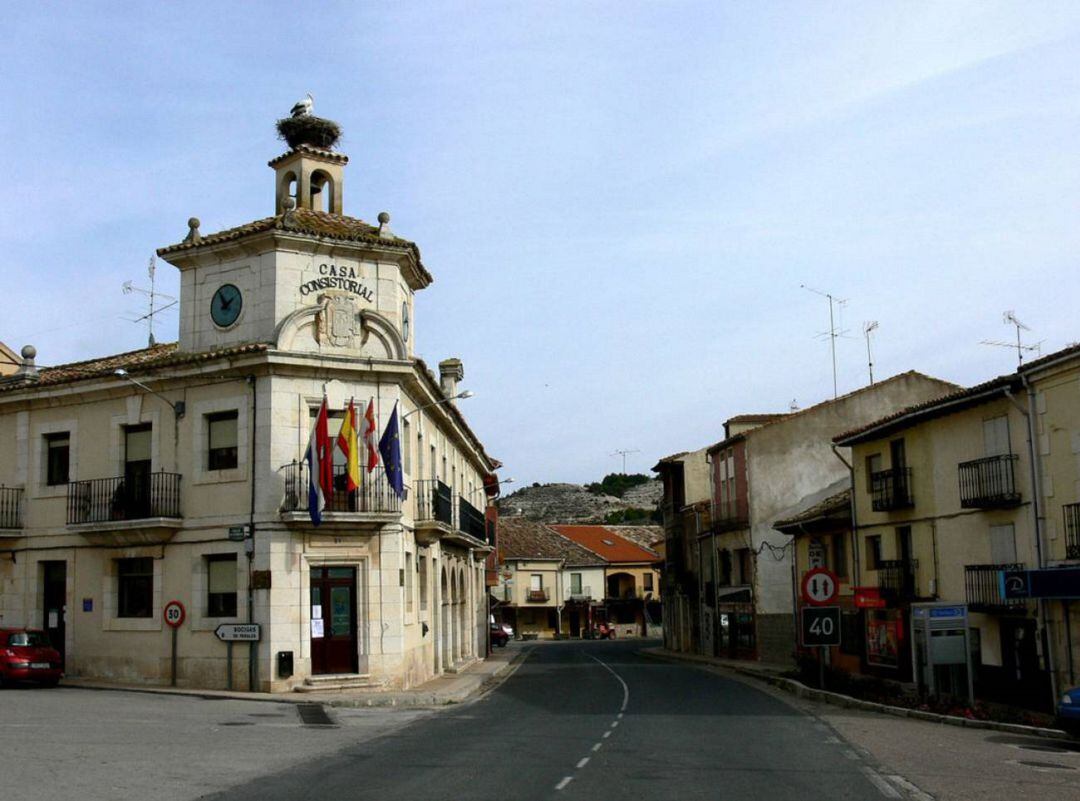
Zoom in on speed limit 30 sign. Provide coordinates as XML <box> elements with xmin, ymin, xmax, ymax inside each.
<box><xmin>163</xmin><ymin>600</ymin><xmax>186</xmax><ymax>629</ymax></box>
<box><xmin>801</xmin><ymin>606</ymin><xmax>841</xmax><ymax>647</ymax></box>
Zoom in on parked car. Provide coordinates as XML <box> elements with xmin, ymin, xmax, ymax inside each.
<box><xmin>0</xmin><ymin>629</ymin><xmax>63</xmax><ymax>687</ymax></box>
<box><xmin>489</xmin><ymin>624</ymin><xmax>509</xmax><ymax>648</ymax></box>
<box><xmin>1057</xmin><ymin>686</ymin><xmax>1080</xmax><ymax>735</ymax></box>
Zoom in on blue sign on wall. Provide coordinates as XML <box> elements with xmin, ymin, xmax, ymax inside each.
<box><xmin>82</xmin><ymin>598</ymin><xmax>93</xmax><ymax>612</ymax></box>
<box><xmin>1001</xmin><ymin>568</ymin><xmax>1080</xmax><ymax>600</ymax></box>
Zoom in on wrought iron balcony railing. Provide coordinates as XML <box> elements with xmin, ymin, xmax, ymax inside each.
<box><xmin>526</xmin><ymin>588</ymin><xmax>549</xmax><ymax>602</ymax></box>
<box><xmin>871</xmin><ymin>468</ymin><xmax>914</xmax><ymax>512</ymax></box>
<box><xmin>876</xmin><ymin>558</ymin><xmax>918</xmax><ymax>600</ymax></box>
<box><xmin>415</xmin><ymin>479</ymin><xmax>454</xmax><ymax>526</ymax></box>
<box><xmin>965</xmin><ymin>563</ymin><xmax>1026</xmax><ymax>613</ymax></box>
<box><xmin>958</xmin><ymin>454</ymin><xmax>1021</xmax><ymax>509</ymax></box>
<box><xmin>0</xmin><ymin>485</ymin><xmax>24</xmax><ymax>529</ymax></box>
<box><xmin>458</xmin><ymin>496</ymin><xmax>487</xmax><ymax>542</ymax></box>
<box><xmin>568</xmin><ymin>586</ymin><xmax>593</xmax><ymax>600</ymax></box>
<box><xmin>281</xmin><ymin>461</ymin><xmax>402</xmax><ymax>515</ymax></box>
<box><xmin>68</xmin><ymin>471</ymin><xmax>182</xmax><ymax>525</ymax></box>
<box><xmin>1065</xmin><ymin>503</ymin><xmax>1080</xmax><ymax>560</ymax></box>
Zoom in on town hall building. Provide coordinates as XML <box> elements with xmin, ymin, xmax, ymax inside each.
<box><xmin>0</xmin><ymin>104</ymin><xmax>501</xmax><ymax>692</ymax></box>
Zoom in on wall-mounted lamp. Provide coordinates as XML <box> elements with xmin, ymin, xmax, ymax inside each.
<box><xmin>114</xmin><ymin>369</ymin><xmax>185</xmax><ymax>418</ymax></box>
<box><xmin>402</xmin><ymin>390</ymin><xmax>475</xmax><ymax>419</ymax></box>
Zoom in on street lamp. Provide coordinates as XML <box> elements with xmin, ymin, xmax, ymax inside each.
<box><xmin>402</xmin><ymin>390</ymin><xmax>474</xmax><ymax>419</ymax></box>
<box><xmin>114</xmin><ymin>369</ymin><xmax>185</xmax><ymax>418</ymax></box>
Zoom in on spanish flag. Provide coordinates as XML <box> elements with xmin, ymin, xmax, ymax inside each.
<box><xmin>337</xmin><ymin>398</ymin><xmax>360</xmax><ymax>492</ymax></box>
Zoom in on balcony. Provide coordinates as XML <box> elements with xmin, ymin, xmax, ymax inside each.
<box><xmin>871</xmin><ymin>468</ymin><xmax>913</xmax><ymax>512</ymax></box>
<box><xmin>458</xmin><ymin>496</ymin><xmax>488</xmax><ymax>544</ymax></box>
<box><xmin>877</xmin><ymin>559</ymin><xmax>918</xmax><ymax>601</ymax></box>
<box><xmin>526</xmin><ymin>588</ymin><xmax>549</xmax><ymax>603</ymax></box>
<box><xmin>1065</xmin><ymin>503</ymin><xmax>1080</xmax><ymax>560</ymax></box>
<box><xmin>959</xmin><ymin>455</ymin><xmax>1021</xmax><ymax>509</ymax></box>
<box><xmin>415</xmin><ymin>479</ymin><xmax>454</xmax><ymax>528</ymax></box>
<box><xmin>67</xmin><ymin>472</ymin><xmax>182</xmax><ymax>544</ymax></box>
<box><xmin>0</xmin><ymin>486</ymin><xmax>23</xmax><ymax>532</ymax></box>
<box><xmin>712</xmin><ymin>513</ymin><xmax>750</xmax><ymax>533</ymax></box>
<box><xmin>965</xmin><ymin>563</ymin><xmax>1027</xmax><ymax>613</ymax></box>
<box><xmin>280</xmin><ymin>461</ymin><xmax>401</xmax><ymax>527</ymax></box>
<box><xmin>567</xmin><ymin>586</ymin><xmax>593</xmax><ymax>601</ymax></box>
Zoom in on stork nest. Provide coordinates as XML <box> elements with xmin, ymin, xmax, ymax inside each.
<box><xmin>276</xmin><ymin>115</ymin><xmax>342</xmax><ymax>150</ymax></box>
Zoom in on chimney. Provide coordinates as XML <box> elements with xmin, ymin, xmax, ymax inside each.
<box><xmin>438</xmin><ymin>358</ymin><xmax>464</xmax><ymax>400</ymax></box>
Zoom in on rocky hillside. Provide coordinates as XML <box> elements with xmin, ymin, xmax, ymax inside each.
<box><xmin>498</xmin><ymin>479</ymin><xmax>662</xmax><ymax>524</ymax></box>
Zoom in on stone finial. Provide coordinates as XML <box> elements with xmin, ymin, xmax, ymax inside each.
<box><xmin>17</xmin><ymin>345</ymin><xmax>38</xmax><ymax>380</ymax></box>
<box><xmin>184</xmin><ymin>217</ymin><xmax>202</xmax><ymax>244</ymax></box>
<box><xmin>377</xmin><ymin>211</ymin><xmax>392</xmax><ymax>238</ymax></box>
<box><xmin>282</xmin><ymin>196</ymin><xmax>297</xmax><ymax>226</ymax></box>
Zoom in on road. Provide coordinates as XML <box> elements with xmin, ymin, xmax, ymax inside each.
<box><xmin>215</xmin><ymin>639</ymin><xmax>896</xmax><ymax>801</ymax></box>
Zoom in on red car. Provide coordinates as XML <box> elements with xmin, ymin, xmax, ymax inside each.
<box><xmin>0</xmin><ymin>629</ymin><xmax>63</xmax><ymax>687</ymax></box>
<box><xmin>489</xmin><ymin>624</ymin><xmax>509</xmax><ymax>648</ymax></box>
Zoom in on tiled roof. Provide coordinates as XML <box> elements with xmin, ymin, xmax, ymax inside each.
<box><xmin>550</xmin><ymin>525</ymin><xmax>660</xmax><ymax>564</ymax></box>
<box><xmin>499</xmin><ymin>518</ymin><xmax>605</xmax><ymax>566</ymax></box>
<box><xmin>156</xmin><ymin>208</ymin><xmax>433</xmax><ymax>285</ymax></box>
<box><xmin>774</xmin><ymin>489</ymin><xmax>851</xmax><ymax>531</ymax></box>
<box><xmin>267</xmin><ymin>144</ymin><xmax>348</xmax><ymax>167</ymax></box>
<box><xmin>726</xmin><ymin>413</ymin><xmax>790</xmax><ymax>425</ymax></box>
<box><xmin>0</xmin><ymin>342</ymin><xmax>268</xmax><ymax>393</ymax></box>
<box><xmin>1020</xmin><ymin>341</ymin><xmax>1080</xmax><ymax>374</ymax></box>
<box><xmin>602</xmin><ymin>525</ymin><xmax>665</xmax><ymax>551</ymax></box>
<box><xmin>707</xmin><ymin>370</ymin><xmax>958</xmax><ymax>454</ymax></box>
<box><xmin>832</xmin><ymin>374</ymin><xmax>1020</xmax><ymax>445</ymax></box>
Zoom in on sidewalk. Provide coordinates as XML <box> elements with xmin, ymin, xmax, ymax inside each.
<box><xmin>62</xmin><ymin>644</ymin><xmax>529</xmax><ymax>708</ymax></box>
<box><xmin>639</xmin><ymin>646</ymin><xmax>1068</xmax><ymax>740</ymax></box>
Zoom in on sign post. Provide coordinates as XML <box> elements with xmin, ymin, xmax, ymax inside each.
<box><xmin>801</xmin><ymin>569</ymin><xmax>840</xmax><ymax>689</ymax></box>
<box><xmin>215</xmin><ymin>624</ymin><xmax>261</xmax><ymax>691</ymax></box>
<box><xmin>163</xmin><ymin>600</ymin><xmax>186</xmax><ymax>687</ymax></box>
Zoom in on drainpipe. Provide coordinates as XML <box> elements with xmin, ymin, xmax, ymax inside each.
<box><xmin>831</xmin><ymin>445</ymin><xmax>860</xmax><ymax>585</ymax></box>
<box><xmin>246</xmin><ymin>374</ymin><xmax>258</xmax><ymax>693</ymax></box>
<box><xmin>1006</xmin><ymin>383</ymin><xmax>1059</xmax><ymax>709</ymax></box>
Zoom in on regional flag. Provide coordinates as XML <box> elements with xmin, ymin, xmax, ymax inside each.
<box><xmin>305</xmin><ymin>397</ymin><xmax>333</xmax><ymax>525</ymax></box>
<box><xmin>362</xmin><ymin>398</ymin><xmax>379</xmax><ymax>472</ymax></box>
<box><xmin>337</xmin><ymin>398</ymin><xmax>360</xmax><ymax>492</ymax></box>
<box><xmin>379</xmin><ymin>402</ymin><xmax>405</xmax><ymax>500</ymax></box>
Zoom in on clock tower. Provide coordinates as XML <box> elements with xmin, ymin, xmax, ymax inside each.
<box><xmin>157</xmin><ymin>108</ymin><xmax>431</xmax><ymax>362</ymax></box>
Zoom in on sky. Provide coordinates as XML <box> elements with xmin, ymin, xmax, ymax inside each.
<box><xmin>3</xmin><ymin>2</ymin><xmax>1080</xmax><ymax>485</ymax></box>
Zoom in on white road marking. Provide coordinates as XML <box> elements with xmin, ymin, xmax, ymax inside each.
<box><xmin>576</xmin><ymin>757</ymin><xmax>590</xmax><ymax>769</ymax></box>
<box><xmin>586</xmin><ymin>653</ymin><xmax>630</xmax><ymax>712</ymax></box>
<box><xmin>617</xmin><ymin>712</ymin><xmax>624</xmax><ymax>719</ymax></box>
<box><xmin>886</xmin><ymin>775</ymin><xmax>934</xmax><ymax>801</ymax></box>
<box><xmin>843</xmin><ymin>748</ymin><xmax>859</xmax><ymax>760</ymax></box>
<box><xmin>610</xmin><ymin>721</ymin><xmax>620</xmax><ymax>729</ymax></box>
<box><xmin>860</xmin><ymin>766</ymin><xmax>902</xmax><ymax>799</ymax></box>
<box><xmin>825</xmin><ymin>736</ymin><xmax>840</xmax><ymax>744</ymax></box>
<box><xmin>592</xmin><ymin>742</ymin><xmax>603</xmax><ymax>752</ymax></box>
<box><xmin>556</xmin><ymin>776</ymin><xmax>573</xmax><ymax>791</ymax></box>
<box><xmin>603</xmin><ymin>730</ymin><xmax>612</xmax><ymax>739</ymax></box>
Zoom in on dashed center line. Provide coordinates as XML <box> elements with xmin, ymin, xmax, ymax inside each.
<box><xmin>611</xmin><ymin>721</ymin><xmax>620</xmax><ymax>728</ymax></box>
<box><xmin>576</xmin><ymin>757</ymin><xmax>590</xmax><ymax>769</ymax></box>
<box><xmin>603</xmin><ymin>730</ymin><xmax>612</xmax><ymax>739</ymax></box>
<box><xmin>554</xmin><ymin>651</ymin><xmax>630</xmax><ymax>792</ymax></box>
<box><xmin>592</xmin><ymin>742</ymin><xmax>603</xmax><ymax>752</ymax></box>
<box><xmin>555</xmin><ymin>776</ymin><xmax>573</xmax><ymax>791</ymax></box>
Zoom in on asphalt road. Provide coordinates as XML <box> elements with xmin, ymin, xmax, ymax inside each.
<box><xmin>215</xmin><ymin>640</ymin><xmax>895</xmax><ymax>801</ymax></box>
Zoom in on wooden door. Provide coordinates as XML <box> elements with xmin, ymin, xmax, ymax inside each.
<box><xmin>310</xmin><ymin>567</ymin><xmax>358</xmax><ymax>675</ymax></box>
<box><xmin>124</xmin><ymin>424</ymin><xmax>152</xmax><ymax>518</ymax></box>
<box><xmin>42</xmin><ymin>561</ymin><xmax>66</xmax><ymax>668</ymax></box>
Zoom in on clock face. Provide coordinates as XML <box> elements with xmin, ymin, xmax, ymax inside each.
<box><xmin>211</xmin><ymin>284</ymin><xmax>243</xmax><ymax>328</ymax></box>
<box><xmin>402</xmin><ymin>301</ymin><xmax>410</xmax><ymax>342</ymax></box>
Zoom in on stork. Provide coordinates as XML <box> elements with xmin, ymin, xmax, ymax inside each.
<box><xmin>290</xmin><ymin>93</ymin><xmax>314</xmax><ymax>118</ymax></box>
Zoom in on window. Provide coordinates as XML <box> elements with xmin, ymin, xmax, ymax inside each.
<box><xmin>403</xmin><ymin>419</ymin><xmax>412</xmax><ymax>475</ymax></box>
<box><xmin>45</xmin><ymin>432</ymin><xmax>70</xmax><ymax>486</ymax></box>
<box><xmin>831</xmin><ymin>533</ymin><xmax>848</xmax><ymax>579</ymax></box>
<box><xmin>206</xmin><ymin>555</ymin><xmax>237</xmax><ymax>617</ymax></box>
<box><xmin>865</xmin><ymin>454</ymin><xmax>882</xmax><ymax>494</ymax></box>
<box><xmin>570</xmin><ymin>573</ymin><xmax>582</xmax><ymax>594</ymax></box>
<box><xmin>644</xmin><ymin>572</ymin><xmax>654</xmax><ymax>592</ymax></box>
<box><xmin>866</xmin><ymin>535</ymin><xmax>883</xmax><ymax>570</ymax></box>
<box><xmin>990</xmin><ymin>524</ymin><xmax>1017</xmax><ymax>564</ymax></box>
<box><xmin>736</xmin><ymin>548</ymin><xmax>752</xmax><ymax>585</ymax></box>
<box><xmin>207</xmin><ymin>411</ymin><xmax>239</xmax><ymax>471</ymax></box>
<box><xmin>419</xmin><ymin>554</ymin><xmax>429</xmax><ymax>611</ymax></box>
<box><xmin>405</xmin><ymin>551</ymin><xmax>414</xmax><ymax>613</ymax></box>
<box><xmin>117</xmin><ymin>558</ymin><xmax>153</xmax><ymax>618</ymax></box>
<box><xmin>719</xmin><ymin>550</ymin><xmax>732</xmax><ymax>585</ymax></box>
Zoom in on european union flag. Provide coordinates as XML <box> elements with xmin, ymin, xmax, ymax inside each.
<box><xmin>379</xmin><ymin>402</ymin><xmax>405</xmax><ymax>500</ymax></box>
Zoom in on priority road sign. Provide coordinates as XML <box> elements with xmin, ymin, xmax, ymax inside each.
<box><xmin>215</xmin><ymin>623</ymin><xmax>261</xmax><ymax>642</ymax></box>
<box><xmin>801</xmin><ymin>568</ymin><xmax>839</xmax><ymax>606</ymax></box>
<box><xmin>163</xmin><ymin>600</ymin><xmax>186</xmax><ymax>629</ymax></box>
<box><xmin>801</xmin><ymin>606</ymin><xmax>841</xmax><ymax>647</ymax></box>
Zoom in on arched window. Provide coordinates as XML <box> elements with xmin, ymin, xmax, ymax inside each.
<box><xmin>310</xmin><ymin>170</ymin><xmax>335</xmax><ymax>213</ymax></box>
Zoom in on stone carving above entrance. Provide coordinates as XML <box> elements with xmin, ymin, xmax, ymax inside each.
<box><xmin>274</xmin><ymin>295</ymin><xmax>407</xmax><ymax>361</ymax></box>
<box><xmin>316</xmin><ymin>292</ymin><xmax>363</xmax><ymax>347</ymax></box>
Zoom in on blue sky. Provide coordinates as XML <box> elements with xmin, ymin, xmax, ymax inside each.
<box><xmin>3</xmin><ymin>2</ymin><xmax>1079</xmax><ymax>484</ymax></box>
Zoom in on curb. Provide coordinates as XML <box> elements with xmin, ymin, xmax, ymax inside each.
<box><xmin>639</xmin><ymin>648</ymin><xmax>1070</xmax><ymax>741</ymax></box>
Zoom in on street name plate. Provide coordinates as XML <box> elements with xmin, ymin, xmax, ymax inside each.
<box><xmin>215</xmin><ymin>623</ymin><xmax>261</xmax><ymax>642</ymax></box>
<box><xmin>800</xmin><ymin>606</ymin><xmax>841</xmax><ymax>647</ymax></box>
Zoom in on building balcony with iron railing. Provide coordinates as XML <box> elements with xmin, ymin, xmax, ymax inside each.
<box><xmin>711</xmin><ymin>502</ymin><xmax>749</xmax><ymax>533</ymax></box>
<box><xmin>1065</xmin><ymin>503</ymin><xmax>1080</xmax><ymax>560</ymax></box>
<box><xmin>876</xmin><ymin>558</ymin><xmax>918</xmax><ymax>601</ymax></box>
<box><xmin>871</xmin><ymin>468</ymin><xmax>914</xmax><ymax>512</ymax></box>
<box><xmin>67</xmin><ymin>471</ymin><xmax>183</xmax><ymax>543</ymax></box>
<box><xmin>567</xmin><ymin>586</ymin><xmax>593</xmax><ymax>601</ymax></box>
<box><xmin>958</xmin><ymin>454</ymin><xmax>1021</xmax><ymax>509</ymax></box>
<box><xmin>280</xmin><ymin>461</ymin><xmax>402</xmax><ymax>524</ymax></box>
<box><xmin>965</xmin><ymin>563</ymin><xmax>1027</xmax><ymax>613</ymax></box>
<box><xmin>415</xmin><ymin>479</ymin><xmax>454</xmax><ymax>528</ymax></box>
<box><xmin>0</xmin><ymin>485</ymin><xmax>24</xmax><ymax>532</ymax></box>
<box><xmin>526</xmin><ymin>588</ymin><xmax>550</xmax><ymax>603</ymax></box>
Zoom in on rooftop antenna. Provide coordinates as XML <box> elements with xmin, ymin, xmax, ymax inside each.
<box><xmin>863</xmin><ymin>321</ymin><xmax>879</xmax><ymax>385</ymax></box>
<box><xmin>980</xmin><ymin>310</ymin><xmax>1042</xmax><ymax>367</ymax></box>
<box><xmin>611</xmin><ymin>448</ymin><xmax>640</xmax><ymax>474</ymax></box>
<box><xmin>122</xmin><ymin>256</ymin><xmax>177</xmax><ymax>347</ymax></box>
<box><xmin>800</xmin><ymin>284</ymin><xmax>850</xmax><ymax>399</ymax></box>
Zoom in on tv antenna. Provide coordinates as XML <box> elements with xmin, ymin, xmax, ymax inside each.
<box><xmin>611</xmin><ymin>449</ymin><xmax>640</xmax><ymax>474</ymax></box>
<box><xmin>863</xmin><ymin>321</ymin><xmax>879</xmax><ymax>385</ymax></box>
<box><xmin>980</xmin><ymin>311</ymin><xmax>1042</xmax><ymax>366</ymax></box>
<box><xmin>800</xmin><ymin>284</ymin><xmax>850</xmax><ymax>398</ymax></box>
<box><xmin>122</xmin><ymin>256</ymin><xmax>177</xmax><ymax>347</ymax></box>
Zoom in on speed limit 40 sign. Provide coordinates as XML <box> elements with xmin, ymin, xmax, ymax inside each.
<box><xmin>801</xmin><ymin>606</ymin><xmax>841</xmax><ymax>647</ymax></box>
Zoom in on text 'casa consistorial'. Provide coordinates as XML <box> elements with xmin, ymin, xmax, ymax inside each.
<box><xmin>299</xmin><ymin>262</ymin><xmax>374</xmax><ymax>301</ymax></box>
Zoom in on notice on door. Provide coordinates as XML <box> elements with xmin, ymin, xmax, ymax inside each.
<box><xmin>310</xmin><ymin>618</ymin><xmax>325</xmax><ymax>639</ymax></box>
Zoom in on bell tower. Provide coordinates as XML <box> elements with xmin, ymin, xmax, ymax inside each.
<box><xmin>270</xmin><ymin>145</ymin><xmax>348</xmax><ymax>215</ymax></box>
